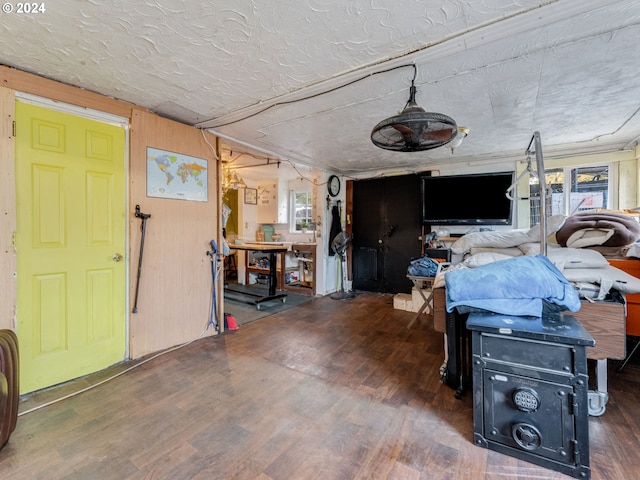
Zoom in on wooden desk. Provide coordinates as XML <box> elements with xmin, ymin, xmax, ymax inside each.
<box><xmin>243</xmin><ymin>248</ymin><xmax>286</xmax><ymax>291</ymax></box>
<box><xmin>225</xmin><ymin>243</ymin><xmax>289</xmax><ymax>309</ymax></box>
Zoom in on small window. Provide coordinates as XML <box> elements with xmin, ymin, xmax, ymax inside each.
<box><xmin>291</xmin><ymin>190</ymin><xmax>312</xmax><ymax>232</ymax></box>
<box><xmin>529</xmin><ymin>164</ymin><xmax>610</xmax><ymax>226</ymax></box>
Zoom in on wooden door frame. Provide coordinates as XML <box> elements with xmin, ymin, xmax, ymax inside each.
<box><xmin>0</xmin><ymin>88</ymin><xmax>17</xmax><ymax>332</ymax></box>
<box><xmin>345</xmin><ymin>179</ymin><xmax>353</xmax><ymax>281</ymax></box>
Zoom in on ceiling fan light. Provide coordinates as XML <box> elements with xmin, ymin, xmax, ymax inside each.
<box><xmin>449</xmin><ymin>127</ymin><xmax>470</xmax><ymax>154</ymax></box>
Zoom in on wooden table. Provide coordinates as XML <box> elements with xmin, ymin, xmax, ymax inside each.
<box><xmin>225</xmin><ymin>243</ymin><xmax>289</xmax><ymax>309</ymax></box>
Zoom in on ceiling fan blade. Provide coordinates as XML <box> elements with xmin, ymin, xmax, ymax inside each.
<box><xmin>392</xmin><ymin>124</ymin><xmax>415</xmax><ymax>136</ymax></box>
<box><xmin>422</xmin><ymin>128</ymin><xmax>456</xmax><ymax>142</ymax></box>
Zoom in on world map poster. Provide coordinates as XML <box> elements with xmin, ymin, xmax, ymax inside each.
<box><xmin>146</xmin><ymin>147</ymin><xmax>208</xmax><ymax>202</ymax></box>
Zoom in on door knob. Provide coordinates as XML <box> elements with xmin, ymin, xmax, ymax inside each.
<box><xmin>378</xmin><ymin>239</ymin><xmax>383</xmax><ymax>244</ymax></box>
<box><xmin>112</xmin><ymin>253</ymin><xmax>123</xmax><ymax>262</ymax></box>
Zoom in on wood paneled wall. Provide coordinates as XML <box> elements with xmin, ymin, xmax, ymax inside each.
<box><xmin>129</xmin><ymin>110</ymin><xmax>219</xmax><ymax>358</ymax></box>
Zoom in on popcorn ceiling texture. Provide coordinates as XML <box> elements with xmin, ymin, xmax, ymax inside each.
<box><xmin>2</xmin><ymin>0</ymin><xmax>640</xmax><ymax>174</ymax></box>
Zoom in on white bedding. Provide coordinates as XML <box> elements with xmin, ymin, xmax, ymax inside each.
<box><xmin>440</xmin><ymin>223</ymin><xmax>640</xmax><ymax>300</ymax></box>
<box><xmin>450</xmin><ymin>215</ymin><xmax>566</xmax><ymax>255</ymax></box>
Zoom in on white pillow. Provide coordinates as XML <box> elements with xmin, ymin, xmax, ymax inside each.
<box><xmin>451</xmin><ymin>230</ymin><xmax>531</xmax><ymax>254</ymax></box>
<box><xmin>518</xmin><ymin>242</ymin><xmax>550</xmax><ymax>256</ymax></box>
<box><xmin>517</xmin><ymin>242</ymin><xmax>608</xmax><ymax>270</ymax></box>
<box><xmin>469</xmin><ymin>247</ymin><xmax>523</xmax><ymax>257</ymax></box>
<box><xmin>546</xmin><ymin>247</ymin><xmax>609</xmax><ymax>269</ymax></box>
<box><xmin>451</xmin><ymin>215</ymin><xmax>567</xmax><ymax>255</ymax></box>
<box><xmin>463</xmin><ymin>252</ymin><xmax>514</xmax><ymax>267</ymax></box>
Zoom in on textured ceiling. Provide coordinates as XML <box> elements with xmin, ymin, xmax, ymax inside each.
<box><xmin>2</xmin><ymin>0</ymin><xmax>640</xmax><ymax>178</ymax></box>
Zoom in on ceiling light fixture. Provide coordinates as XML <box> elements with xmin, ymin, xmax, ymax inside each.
<box><xmin>222</xmin><ymin>168</ymin><xmax>247</xmax><ymax>192</ymax></box>
<box><xmin>371</xmin><ymin>65</ymin><xmax>458</xmax><ymax>152</ymax></box>
<box><xmin>449</xmin><ymin>127</ymin><xmax>470</xmax><ymax>154</ymax></box>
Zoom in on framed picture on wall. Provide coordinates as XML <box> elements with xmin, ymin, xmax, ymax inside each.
<box><xmin>244</xmin><ymin>188</ymin><xmax>257</xmax><ymax>205</ymax></box>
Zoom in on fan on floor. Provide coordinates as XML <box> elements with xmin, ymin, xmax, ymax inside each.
<box><xmin>371</xmin><ymin>65</ymin><xmax>458</xmax><ymax>152</ymax></box>
<box><xmin>331</xmin><ymin>231</ymin><xmax>356</xmax><ymax>300</ymax></box>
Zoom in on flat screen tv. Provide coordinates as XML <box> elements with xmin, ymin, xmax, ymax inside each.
<box><xmin>421</xmin><ymin>171</ymin><xmax>514</xmax><ymax>226</ymax></box>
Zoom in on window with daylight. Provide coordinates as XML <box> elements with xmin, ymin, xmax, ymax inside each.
<box><xmin>291</xmin><ymin>190</ymin><xmax>313</xmax><ymax>232</ymax></box>
<box><xmin>529</xmin><ymin>164</ymin><xmax>611</xmax><ymax>226</ymax></box>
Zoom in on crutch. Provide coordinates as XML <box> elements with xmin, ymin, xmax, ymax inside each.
<box><xmin>132</xmin><ymin>204</ymin><xmax>151</xmax><ymax>313</ymax></box>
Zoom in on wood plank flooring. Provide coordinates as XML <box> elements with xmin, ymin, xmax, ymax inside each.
<box><xmin>2</xmin><ymin>292</ymin><xmax>640</xmax><ymax>479</ymax></box>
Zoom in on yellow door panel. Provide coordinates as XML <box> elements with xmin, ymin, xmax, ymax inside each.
<box><xmin>33</xmin><ymin>273</ymin><xmax>67</xmax><ymax>354</ymax></box>
<box><xmin>87</xmin><ymin>172</ymin><xmax>115</xmax><ymax>244</ymax></box>
<box><xmin>15</xmin><ymin>101</ymin><xmax>127</xmax><ymax>393</ymax></box>
<box><xmin>32</xmin><ymin>164</ymin><xmax>65</xmax><ymax>247</ymax></box>
<box><xmin>31</xmin><ymin>117</ymin><xmax>66</xmax><ymax>153</ymax></box>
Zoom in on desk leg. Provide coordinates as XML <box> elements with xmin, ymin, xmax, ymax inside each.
<box><xmin>268</xmin><ymin>252</ymin><xmax>277</xmax><ymax>296</ymax></box>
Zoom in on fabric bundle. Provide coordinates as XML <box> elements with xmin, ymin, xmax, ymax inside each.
<box><xmin>555</xmin><ymin>212</ymin><xmax>640</xmax><ymax>248</ymax></box>
<box><xmin>407</xmin><ymin>255</ymin><xmax>441</xmax><ymax>277</ymax></box>
<box><xmin>445</xmin><ymin>254</ymin><xmax>581</xmax><ymax>317</ymax></box>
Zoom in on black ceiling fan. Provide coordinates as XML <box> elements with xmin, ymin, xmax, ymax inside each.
<box><xmin>371</xmin><ymin>66</ymin><xmax>458</xmax><ymax>152</ymax></box>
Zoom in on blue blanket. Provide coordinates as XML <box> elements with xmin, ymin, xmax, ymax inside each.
<box><xmin>445</xmin><ymin>254</ymin><xmax>581</xmax><ymax>317</ymax></box>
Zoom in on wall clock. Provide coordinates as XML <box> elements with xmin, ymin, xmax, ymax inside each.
<box><xmin>327</xmin><ymin>175</ymin><xmax>341</xmax><ymax>197</ymax></box>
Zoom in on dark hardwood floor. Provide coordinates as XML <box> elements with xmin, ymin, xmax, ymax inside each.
<box><xmin>2</xmin><ymin>292</ymin><xmax>639</xmax><ymax>479</ymax></box>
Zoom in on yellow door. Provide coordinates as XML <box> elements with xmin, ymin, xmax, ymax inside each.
<box><xmin>15</xmin><ymin>101</ymin><xmax>127</xmax><ymax>393</ymax></box>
